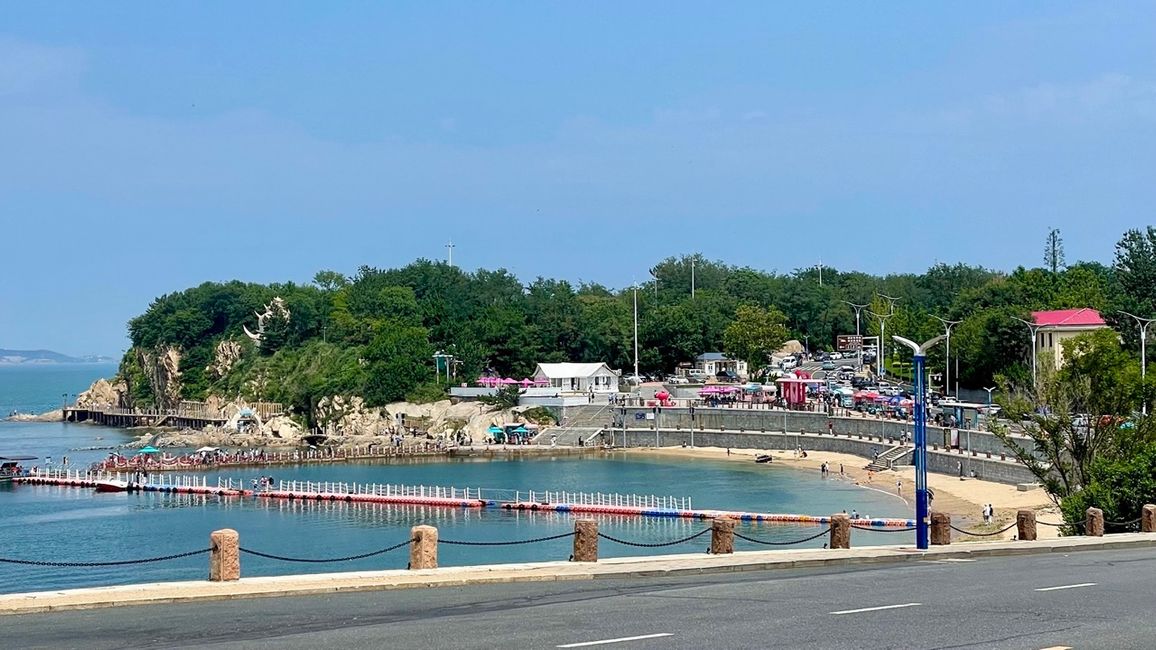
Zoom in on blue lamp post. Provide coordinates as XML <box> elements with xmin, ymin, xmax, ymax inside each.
<box><xmin>892</xmin><ymin>334</ymin><xmax>946</xmax><ymax>550</ymax></box>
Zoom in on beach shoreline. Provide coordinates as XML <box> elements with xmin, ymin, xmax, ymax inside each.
<box><xmin>625</xmin><ymin>445</ymin><xmax>1060</xmax><ymax>541</ymax></box>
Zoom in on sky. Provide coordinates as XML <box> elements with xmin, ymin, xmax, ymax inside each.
<box><xmin>2</xmin><ymin>2</ymin><xmax>1154</xmax><ymax>356</ymax></box>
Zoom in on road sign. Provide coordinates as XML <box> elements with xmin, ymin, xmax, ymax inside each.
<box><xmin>837</xmin><ymin>335</ymin><xmax>863</xmax><ymax>351</ymax></box>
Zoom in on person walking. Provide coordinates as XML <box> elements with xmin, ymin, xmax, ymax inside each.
<box><xmin>958</xmin><ymin>460</ymin><xmax>964</xmax><ymax>480</ymax></box>
<box><xmin>896</xmin><ymin>480</ymin><xmax>902</xmax><ymax>496</ymax></box>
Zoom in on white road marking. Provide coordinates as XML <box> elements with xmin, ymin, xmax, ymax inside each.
<box><xmin>1037</xmin><ymin>646</ymin><xmax>1072</xmax><ymax>650</ymax></box>
<box><xmin>829</xmin><ymin>602</ymin><xmax>921</xmax><ymax>615</ymax></box>
<box><xmin>557</xmin><ymin>633</ymin><xmax>673</xmax><ymax>647</ymax></box>
<box><xmin>1035</xmin><ymin>582</ymin><xmax>1096</xmax><ymax>592</ymax></box>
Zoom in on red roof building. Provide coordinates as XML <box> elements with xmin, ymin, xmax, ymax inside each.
<box><xmin>1030</xmin><ymin>308</ymin><xmax>1108</xmax><ymax>369</ymax></box>
<box><xmin>1031</xmin><ymin>309</ymin><xmax>1107</xmax><ymax>328</ymax></box>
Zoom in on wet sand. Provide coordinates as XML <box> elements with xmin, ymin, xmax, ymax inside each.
<box><xmin>627</xmin><ymin>446</ymin><xmax>1059</xmax><ymax>541</ymax></box>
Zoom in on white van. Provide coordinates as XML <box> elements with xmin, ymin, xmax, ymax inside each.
<box><xmin>686</xmin><ymin>369</ymin><xmax>709</xmax><ymax>381</ymax></box>
<box><xmin>780</xmin><ymin>357</ymin><xmax>798</xmax><ymax>370</ymax></box>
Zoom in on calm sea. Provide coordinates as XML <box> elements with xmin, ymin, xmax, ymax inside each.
<box><xmin>0</xmin><ymin>364</ymin><xmax>913</xmax><ymax>594</ymax></box>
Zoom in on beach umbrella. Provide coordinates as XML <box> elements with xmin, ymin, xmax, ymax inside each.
<box><xmin>899</xmin><ymin>399</ymin><xmax>914</xmax><ymax>407</ymax></box>
<box><xmin>137</xmin><ymin>446</ymin><xmax>160</xmax><ymax>454</ymax></box>
<box><xmin>501</xmin><ymin>378</ymin><xmax>518</xmax><ymax>384</ymax></box>
<box><xmin>487</xmin><ymin>425</ymin><xmax>503</xmax><ymax>434</ymax></box>
<box><xmin>512</xmin><ymin>426</ymin><xmax>529</xmax><ymax>434</ymax></box>
<box><xmin>520</xmin><ymin>378</ymin><xmax>534</xmax><ymax>387</ymax></box>
<box><xmin>888</xmin><ymin>395</ymin><xmax>902</xmax><ymax>405</ymax></box>
<box><xmin>655</xmin><ymin>390</ymin><xmax>670</xmax><ymax>400</ymax></box>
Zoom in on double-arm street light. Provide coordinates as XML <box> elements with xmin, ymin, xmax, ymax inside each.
<box><xmin>1119</xmin><ymin>310</ymin><xmax>1156</xmax><ymax>415</ymax></box>
<box><xmin>842</xmin><ymin>301</ymin><xmax>869</xmax><ymax>368</ymax></box>
<box><xmin>932</xmin><ymin>316</ymin><xmax>962</xmax><ymax>399</ymax></box>
<box><xmin>892</xmin><ymin>333</ymin><xmax>946</xmax><ymax>550</ymax></box>
<box><xmin>1011</xmin><ymin>317</ymin><xmax>1043</xmax><ymax>389</ymax></box>
<box><xmin>869</xmin><ymin>295</ymin><xmax>898</xmax><ymax>380</ymax></box>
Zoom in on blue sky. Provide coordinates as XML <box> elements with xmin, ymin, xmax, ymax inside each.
<box><xmin>2</xmin><ymin>2</ymin><xmax>1154</xmax><ymax>356</ymax></box>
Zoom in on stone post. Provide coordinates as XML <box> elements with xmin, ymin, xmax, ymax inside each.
<box><xmin>1085</xmin><ymin>507</ymin><xmax>1104</xmax><ymax>537</ymax></box>
<box><xmin>930</xmin><ymin>512</ymin><xmax>951</xmax><ymax>546</ymax></box>
<box><xmin>829</xmin><ymin>513</ymin><xmax>850</xmax><ymax>549</ymax></box>
<box><xmin>209</xmin><ymin>528</ymin><xmax>240</xmax><ymax>582</ymax></box>
<box><xmin>1143</xmin><ymin>504</ymin><xmax>1156</xmax><ymax>533</ymax></box>
<box><xmin>573</xmin><ymin>519</ymin><xmax>598</xmax><ymax>562</ymax></box>
<box><xmin>409</xmin><ymin>525</ymin><xmax>438</xmax><ymax>569</ymax></box>
<box><xmin>1016</xmin><ymin>509</ymin><xmax>1037</xmax><ymax>541</ymax></box>
<box><xmin>710</xmin><ymin>517</ymin><xmax>735</xmax><ymax>554</ymax></box>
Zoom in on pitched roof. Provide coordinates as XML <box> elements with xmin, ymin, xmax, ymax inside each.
<box><xmin>1031</xmin><ymin>308</ymin><xmax>1106</xmax><ymax>328</ymax></box>
<box><xmin>696</xmin><ymin>352</ymin><xmax>729</xmax><ymax>362</ymax></box>
<box><xmin>533</xmin><ymin>363</ymin><xmax>614</xmax><ymax>379</ymax></box>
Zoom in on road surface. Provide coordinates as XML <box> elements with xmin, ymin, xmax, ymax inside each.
<box><xmin>3</xmin><ymin>546</ymin><xmax>1152</xmax><ymax>649</ymax></box>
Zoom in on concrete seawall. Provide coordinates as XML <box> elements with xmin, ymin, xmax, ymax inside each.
<box><xmin>612</xmin><ymin>427</ymin><xmax>1038</xmax><ymax>485</ymax></box>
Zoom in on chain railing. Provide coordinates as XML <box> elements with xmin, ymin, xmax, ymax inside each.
<box><xmin>0</xmin><ymin>548</ymin><xmax>209</xmax><ymax>567</ymax></box>
<box><xmin>733</xmin><ymin>528</ymin><xmax>832</xmax><ymax>546</ymax></box>
<box><xmin>597</xmin><ymin>528</ymin><xmax>711</xmax><ymax>548</ymax></box>
<box><xmin>239</xmin><ymin>539</ymin><xmax>413</xmax><ymax>563</ymax></box>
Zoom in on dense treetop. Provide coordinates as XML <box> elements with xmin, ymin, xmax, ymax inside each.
<box><xmin>120</xmin><ymin>228</ymin><xmax>1156</xmax><ymax>423</ymax></box>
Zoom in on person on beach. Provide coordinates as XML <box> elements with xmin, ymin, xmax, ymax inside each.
<box><xmin>896</xmin><ymin>480</ymin><xmax>902</xmax><ymax>495</ymax></box>
<box><xmin>958</xmin><ymin>460</ymin><xmax>964</xmax><ymax>479</ymax></box>
<box><xmin>839</xmin><ymin>464</ymin><xmax>844</xmax><ymax>477</ymax></box>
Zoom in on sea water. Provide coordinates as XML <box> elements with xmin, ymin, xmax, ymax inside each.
<box><xmin>0</xmin><ymin>365</ymin><xmax>913</xmax><ymax>594</ymax></box>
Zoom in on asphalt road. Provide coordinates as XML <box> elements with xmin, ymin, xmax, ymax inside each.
<box><xmin>5</xmin><ymin>547</ymin><xmax>1153</xmax><ymax>649</ymax></box>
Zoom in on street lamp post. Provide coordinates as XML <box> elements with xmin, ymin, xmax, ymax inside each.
<box><xmin>803</xmin><ymin>335</ymin><xmax>809</xmax><ymax>357</ymax></box>
<box><xmin>868</xmin><ymin>300</ymin><xmax>896</xmax><ymax>380</ymax></box>
<box><xmin>690</xmin><ymin>257</ymin><xmax>696</xmax><ymax>299</ymax></box>
<box><xmin>892</xmin><ymin>333</ymin><xmax>947</xmax><ymax>550</ymax></box>
<box><xmin>932</xmin><ymin>316</ymin><xmax>962</xmax><ymax>399</ymax></box>
<box><xmin>842</xmin><ymin>301</ymin><xmax>869</xmax><ymax>369</ymax></box>
<box><xmin>1119</xmin><ymin>311</ymin><xmax>1156</xmax><ymax>416</ymax></box>
<box><xmin>633</xmin><ymin>285</ymin><xmax>640</xmax><ymax>381</ymax></box>
<box><xmin>1012</xmin><ymin>317</ymin><xmax>1043</xmax><ymax>389</ymax></box>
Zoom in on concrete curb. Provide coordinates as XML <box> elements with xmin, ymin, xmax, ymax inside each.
<box><xmin>2</xmin><ymin>534</ymin><xmax>1153</xmax><ymax>615</ymax></box>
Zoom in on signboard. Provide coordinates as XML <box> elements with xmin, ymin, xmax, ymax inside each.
<box><xmin>837</xmin><ymin>335</ymin><xmax>863</xmax><ymax>351</ymax></box>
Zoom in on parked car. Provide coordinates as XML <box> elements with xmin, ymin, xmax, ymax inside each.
<box><xmin>780</xmin><ymin>357</ymin><xmax>798</xmax><ymax>370</ymax></box>
<box><xmin>831</xmin><ymin>352</ymin><xmax>843</xmax><ymax>360</ymax></box>
<box><xmin>821</xmin><ymin>361</ymin><xmax>836</xmax><ymax>371</ymax></box>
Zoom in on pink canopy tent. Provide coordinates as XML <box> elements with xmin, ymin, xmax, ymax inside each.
<box><xmin>520</xmin><ymin>378</ymin><xmax>534</xmax><ymax>387</ymax></box>
<box><xmin>500</xmin><ymin>378</ymin><xmax>518</xmax><ymax>384</ymax></box>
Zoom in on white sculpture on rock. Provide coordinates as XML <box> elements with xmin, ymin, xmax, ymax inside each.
<box><xmin>243</xmin><ymin>297</ymin><xmax>291</xmax><ymax>348</ymax></box>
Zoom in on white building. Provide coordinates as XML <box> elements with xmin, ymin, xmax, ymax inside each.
<box><xmin>532</xmin><ymin>362</ymin><xmax>620</xmax><ymax>394</ymax></box>
<box><xmin>1032</xmin><ymin>309</ymin><xmax>1109</xmax><ymax>370</ymax></box>
<box><xmin>693</xmin><ymin>352</ymin><xmax>748</xmax><ymax>380</ymax></box>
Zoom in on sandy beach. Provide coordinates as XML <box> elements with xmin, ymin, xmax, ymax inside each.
<box><xmin>626</xmin><ymin>445</ymin><xmax>1060</xmax><ymax>541</ymax></box>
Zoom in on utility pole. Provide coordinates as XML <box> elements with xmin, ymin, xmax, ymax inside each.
<box><xmin>446</xmin><ymin>241</ymin><xmax>455</xmax><ymax>267</ymax></box>
<box><xmin>1012</xmin><ymin>316</ymin><xmax>1043</xmax><ymax>390</ymax></box>
<box><xmin>690</xmin><ymin>257</ymin><xmax>696</xmax><ymax>299</ymax></box>
<box><xmin>892</xmin><ymin>333</ymin><xmax>946</xmax><ymax>551</ymax></box>
<box><xmin>1119</xmin><ymin>311</ymin><xmax>1156</xmax><ymax>415</ymax></box>
<box><xmin>842</xmin><ymin>301</ymin><xmax>869</xmax><ymax>369</ymax></box>
<box><xmin>932</xmin><ymin>316</ymin><xmax>962</xmax><ymax>399</ymax></box>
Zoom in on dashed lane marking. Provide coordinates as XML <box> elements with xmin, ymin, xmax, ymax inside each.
<box><xmin>1034</xmin><ymin>583</ymin><xmax>1096</xmax><ymax>592</ymax></box>
<box><xmin>830</xmin><ymin>603</ymin><xmax>921</xmax><ymax>615</ymax></box>
<box><xmin>557</xmin><ymin>633</ymin><xmax>673</xmax><ymax>647</ymax></box>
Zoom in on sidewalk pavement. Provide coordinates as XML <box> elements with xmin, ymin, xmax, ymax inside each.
<box><xmin>2</xmin><ymin>534</ymin><xmax>1154</xmax><ymax>615</ymax></box>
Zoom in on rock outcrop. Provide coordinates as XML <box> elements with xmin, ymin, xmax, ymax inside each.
<box><xmin>207</xmin><ymin>339</ymin><xmax>243</xmax><ymax>379</ymax></box>
<box><xmin>139</xmin><ymin>346</ymin><xmax>182</xmax><ymax>410</ymax></box>
<box><xmin>76</xmin><ymin>378</ymin><xmax>130</xmax><ymax>409</ymax></box>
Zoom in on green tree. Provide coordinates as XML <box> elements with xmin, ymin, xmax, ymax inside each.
<box><xmin>362</xmin><ymin>325</ymin><xmax>434</xmax><ymax>405</ymax></box>
<box><xmin>722</xmin><ymin>305</ymin><xmax>789</xmax><ymax>374</ymax></box>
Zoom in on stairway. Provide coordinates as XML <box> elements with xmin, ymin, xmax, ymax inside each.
<box><xmin>864</xmin><ymin>444</ymin><xmax>913</xmax><ymax>472</ymax></box>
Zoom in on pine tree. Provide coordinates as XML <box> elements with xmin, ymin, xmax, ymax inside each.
<box><xmin>1044</xmin><ymin>228</ymin><xmax>1066</xmax><ymax>273</ymax></box>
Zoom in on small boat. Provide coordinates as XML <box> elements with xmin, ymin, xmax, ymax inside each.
<box><xmin>95</xmin><ymin>479</ymin><xmax>130</xmax><ymax>493</ymax></box>
<box><xmin>0</xmin><ymin>456</ymin><xmax>36</xmax><ymax>483</ymax></box>
<box><xmin>754</xmin><ymin>454</ymin><xmax>773</xmax><ymax>464</ymax></box>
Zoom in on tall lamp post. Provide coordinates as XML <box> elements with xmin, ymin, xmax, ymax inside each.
<box><xmin>842</xmin><ymin>301</ymin><xmax>869</xmax><ymax>369</ymax></box>
<box><xmin>932</xmin><ymin>316</ymin><xmax>962</xmax><ymax>399</ymax></box>
<box><xmin>868</xmin><ymin>299</ymin><xmax>896</xmax><ymax>380</ymax></box>
<box><xmin>1012</xmin><ymin>316</ymin><xmax>1043</xmax><ymax>389</ymax></box>
<box><xmin>892</xmin><ymin>333</ymin><xmax>946</xmax><ymax>550</ymax></box>
<box><xmin>1119</xmin><ymin>310</ymin><xmax>1156</xmax><ymax>416</ymax></box>
<box><xmin>633</xmin><ymin>284</ymin><xmax>640</xmax><ymax>381</ymax></box>
<box><xmin>690</xmin><ymin>257</ymin><xmax>696</xmax><ymax>299</ymax></box>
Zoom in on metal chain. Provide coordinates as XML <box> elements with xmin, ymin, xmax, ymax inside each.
<box><xmin>0</xmin><ymin>548</ymin><xmax>209</xmax><ymax>568</ymax></box>
<box><xmin>949</xmin><ymin>521</ymin><xmax>1017</xmax><ymax>537</ymax></box>
<box><xmin>733</xmin><ymin>527</ymin><xmax>831</xmax><ymax>546</ymax></box>
<box><xmin>1104</xmin><ymin>518</ymin><xmax>1142</xmax><ymax>527</ymax></box>
<box><xmin>597</xmin><ymin>528</ymin><xmax>711</xmax><ymax>548</ymax></box>
<box><xmin>441</xmin><ymin>531</ymin><xmax>576</xmax><ymax>546</ymax></box>
<box><xmin>1038</xmin><ymin>519</ymin><xmax>1084</xmax><ymax>527</ymax></box>
<box><xmin>240</xmin><ymin>539</ymin><xmax>412</xmax><ymax>563</ymax></box>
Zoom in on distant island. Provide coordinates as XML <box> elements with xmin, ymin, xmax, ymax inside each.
<box><xmin>0</xmin><ymin>348</ymin><xmax>114</xmax><ymax>365</ymax></box>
